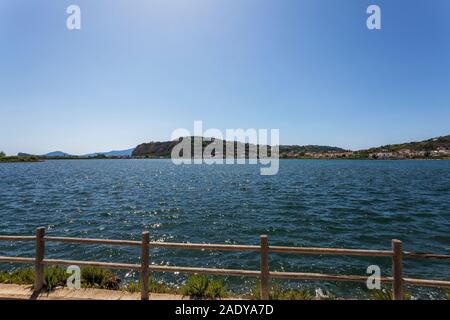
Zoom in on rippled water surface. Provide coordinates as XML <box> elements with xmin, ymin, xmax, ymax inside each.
<box><xmin>0</xmin><ymin>159</ymin><xmax>449</xmax><ymax>298</ymax></box>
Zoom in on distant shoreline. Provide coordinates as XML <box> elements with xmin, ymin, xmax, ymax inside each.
<box><xmin>1</xmin><ymin>156</ymin><xmax>449</xmax><ymax>163</ymax></box>
<box><xmin>0</xmin><ymin>157</ymin><xmax>43</xmax><ymax>163</ymax></box>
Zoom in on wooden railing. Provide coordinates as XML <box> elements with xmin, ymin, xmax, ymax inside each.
<box><xmin>1</xmin><ymin>227</ymin><xmax>449</xmax><ymax>300</ymax></box>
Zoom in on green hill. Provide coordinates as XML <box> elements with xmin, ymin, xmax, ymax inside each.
<box><xmin>361</xmin><ymin>135</ymin><xmax>450</xmax><ymax>153</ymax></box>
<box><xmin>132</xmin><ymin>137</ymin><xmax>346</xmax><ymax>158</ymax></box>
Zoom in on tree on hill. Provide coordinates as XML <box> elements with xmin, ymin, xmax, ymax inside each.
<box><xmin>94</xmin><ymin>153</ymin><xmax>107</xmax><ymax>159</ymax></box>
<box><xmin>0</xmin><ymin>151</ymin><xmax>5</xmax><ymax>158</ymax></box>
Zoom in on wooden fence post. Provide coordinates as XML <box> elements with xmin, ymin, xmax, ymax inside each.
<box><xmin>392</xmin><ymin>239</ymin><xmax>403</xmax><ymax>300</ymax></box>
<box><xmin>34</xmin><ymin>227</ymin><xmax>45</xmax><ymax>294</ymax></box>
<box><xmin>260</xmin><ymin>235</ymin><xmax>269</xmax><ymax>300</ymax></box>
<box><xmin>140</xmin><ymin>231</ymin><xmax>150</xmax><ymax>300</ymax></box>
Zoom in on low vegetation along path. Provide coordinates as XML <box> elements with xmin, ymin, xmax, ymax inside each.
<box><xmin>0</xmin><ymin>284</ymin><xmax>187</xmax><ymax>300</ymax></box>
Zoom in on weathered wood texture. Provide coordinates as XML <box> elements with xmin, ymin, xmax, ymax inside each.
<box><xmin>392</xmin><ymin>240</ymin><xmax>403</xmax><ymax>300</ymax></box>
<box><xmin>0</xmin><ymin>228</ymin><xmax>449</xmax><ymax>301</ymax></box>
<box><xmin>34</xmin><ymin>227</ymin><xmax>45</xmax><ymax>294</ymax></box>
<box><xmin>140</xmin><ymin>232</ymin><xmax>150</xmax><ymax>300</ymax></box>
<box><xmin>260</xmin><ymin>235</ymin><xmax>270</xmax><ymax>300</ymax></box>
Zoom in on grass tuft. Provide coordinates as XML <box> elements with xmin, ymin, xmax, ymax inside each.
<box><xmin>0</xmin><ymin>268</ymin><xmax>35</xmax><ymax>285</ymax></box>
<box><xmin>369</xmin><ymin>287</ymin><xmax>411</xmax><ymax>300</ymax></box>
<box><xmin>181</xmin><ymin>275</ymin><xmax>228</xmax><ymax>299</ymax></box>
<box><xmin>81</xmin><ymin>267</ymin><xmax>120</xmax><ymax>290</ymax></box>
<box><xmin>250</xmin><ymin>281</ymin><xmax>315</xmax><ymax>300</ymax></box>
<box><xmin>0</xmin><ymin>266</ymin><xmax>122</xmax><ymax>291</ymax></box>
<box><xmin>205</xmin><ymin>279</ymin><xmax>228</xmax><ymax>299</ymax></box>
<box><xmin>43</xmin><ymin>266</ymin><xmax>69</xmax><ymax>291</ymax></box>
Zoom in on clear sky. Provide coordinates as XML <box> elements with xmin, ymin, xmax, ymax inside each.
<box><xmin>1</xmin><ymin>0</ymin><xmax>449</xmax><ymax>155</ymax></box>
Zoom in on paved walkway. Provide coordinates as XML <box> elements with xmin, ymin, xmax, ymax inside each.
<box><xmin>0</xmin><ymin>284</ymin><xmax>187</xmax><ymax>300</ymax></box>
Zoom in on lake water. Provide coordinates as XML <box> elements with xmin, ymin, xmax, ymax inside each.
<box><xmin>0</xmin><ymin>159</ymin><xmax>449</xmax><ymax>298</ymax></box>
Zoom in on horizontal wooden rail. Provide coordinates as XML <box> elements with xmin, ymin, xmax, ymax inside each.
<box><xmin>2</xmin><ymin>254</ymin><xmax>449</xmax><ymax>289</ymax></box>
<box><xmin>268</xmin><ymin>246</ymin><xmax>393</xmax><ymax>257</ymax></box>
<box><xmin>45</xmin><ymin>236</ymin><xmax>141</xmax><ymax>247</ymax></box>
<box><xmin>9</xmin><ymin>236</ymin><xmax>447</xmax><ymax>260</ymax></box>
<box><xmin>149</xmin><ymin>265</ymin><xmax>261</xmax><ymax>277</ymax></box>
<box><xmin>43</xmin><ymin>259</ymin><xmax>140</xmax><ymax>270</ymax></box>
<box><xmin>0</xmin><ymin>256</ymin><xmax>35</xmax><ymax>264</ymax></box>
<box><xmin>270</xmin><ymin>271</ymin><xmax>393</xmax><ymax>283</ymax></box>
<box><xmin>403</xmin><ymin>278</ymin><xmax>450</xmax><ymax>289</ymax></box>
<box><xmin>0</xmin><ymin>236</ymin><xmax>35</xmax><ymax>241</ymax></box>
<box><xmin>150</xmin><ymin>242</ymin><xmax>260</xmax><ymax>252</ymax></box>
<box><xmin>1</xmin><ymin>229</ymin><xmax>450</xmax><ymax>300</ymax></box>
<box><xmin>403</xmin><ymin>252</ymin><xmax>450</xmax><ymax>260</ymax></box>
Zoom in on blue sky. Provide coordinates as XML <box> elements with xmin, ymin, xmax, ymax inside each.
<box><xmin>1</xmin><ymin>0</ymin><xmax>449</xmax><ymax>155</ymax></box>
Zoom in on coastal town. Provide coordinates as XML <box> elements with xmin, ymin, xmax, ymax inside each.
<box><xmin>280</xmin><ymin>146</ymin><xmax>450</xmax><ymax>160</ymax></box>
<box><xmin>366</xmin><ymin>147</ymin><xmax>450</xmax><ymax>160</ymax></box>
<box><xmin>279</xmin><ymin>136</ymin><xmax>450</xmax><ymax>160</ymax></box>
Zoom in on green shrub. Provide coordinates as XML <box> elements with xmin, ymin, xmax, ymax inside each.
<box><xmin>369</xmin><ymin>288</ymin><xmax>411</xmax><ymax>300</ymax></box>
<box><xmin>181</xmin><ymin>275</ymin><xmax>209</xmax><ymax>298</ymax></box>
<box><xmin>250</xmin><ymin>281</ymin><xmax>315</xmax><ymax>300</ymax></box>
<box><xmin>0</xmin><ymin>267</ymin><xmax>139</xmax><ymax>292</ymax></box>
<box><xmin>0</xmin><ymin>268</ymin><xmax>35</xmax><ymax>285</ymax></box>
<box><xmin>0</xmin><ymin>267</ymin><xmax>121</xmax><ymax>291</ymax></box>
<box><xmin>249</xmin><ymin>281</ymin><xmax>261</xmax><ymax>299</ymax></box>
<box><xmin>0</xmin><ymin>267</ymin><xmax>68</xmax><ymax>291</ymax></box>
<box><xmin>181</xmin><ymin>275</ymin><xmax>227</xmax><ymax>299</ymax></box>
<box><xmin>205</xmin><ymin>279</ymin><xmax>227</xmax><ymax>299</ymax></box>
<box><xmin>81</xmin><ymin>267</ymin><xmax>120</xmax><ymax>290</ymax></box>
<box><xmin>273</xmin><ymin>288</ymin><xmax>314</xmax><ymax>300</ymax></box>
<box><xmin>123</xmin><ymin>281</ymin><xmax>140</xmax><ymax>293</ymax></box>
<box><xmin>43</xmin><ymin>266</ymin><xmax>68</xmax><ymax>291</ymax></box>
